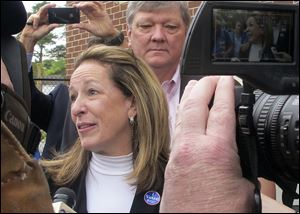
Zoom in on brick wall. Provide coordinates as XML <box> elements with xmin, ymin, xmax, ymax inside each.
<box><xmin>65</xmin><ymin>1</ymin><xmax>202</xmax><ymax>77</ymax></box>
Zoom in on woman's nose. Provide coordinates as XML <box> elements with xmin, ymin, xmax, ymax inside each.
<box><xmin>71</xmin><ymin>96</ymin><xmax>87</xmax><ymax>117</ymax></box>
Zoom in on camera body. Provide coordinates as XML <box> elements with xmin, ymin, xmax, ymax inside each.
<box><xmin>48</xmin><ymin>8</ymin><xmax>80</xmax><ymax>24</ymax></box>
<box><xmin>181</xmin><ymin>1</ymin><xmax>299</xmax><ymax>206</ymax></box>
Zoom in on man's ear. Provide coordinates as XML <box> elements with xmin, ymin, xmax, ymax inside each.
<box><xmin>127</xmin><ymin>24</ymin><xmax>132</xmax><ymax>47</ymax></box>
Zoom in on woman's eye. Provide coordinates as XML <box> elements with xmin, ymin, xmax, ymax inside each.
<box><xmin>70</xmin><ymin>94</ymin><xmax>76</xmax><ymax>102</ymax></box>
<box><xmin>88</xmin><ymin>89</ymin><xmax>98</xmax><ymax>96</ymax></box>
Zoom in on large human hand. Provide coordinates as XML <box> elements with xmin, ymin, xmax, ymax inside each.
<box><xmin>160</xmin><ymin>76</ymin><xmax>254</xmax><ymax>212</ymax></box>
<box><xmin>19</xmin><ymin>3</ymin><xmax>59</xmax><ymax>53</ymax></box>
<box><xmin>71</xmin><ymin>1</ymin><xmax>118</xmax><ymax>37</ymax></box>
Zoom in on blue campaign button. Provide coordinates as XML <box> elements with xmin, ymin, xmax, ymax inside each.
<box><xmin>144</xmin><ymin>191</ymin><xmax>161</xmax><ymax>206</ymax></box>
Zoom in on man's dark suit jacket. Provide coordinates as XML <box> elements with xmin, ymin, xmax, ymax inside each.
<box><xmin>29</xmin><ymin>71</ymin><xmax>78</xmax><ymax>159</ymax></box>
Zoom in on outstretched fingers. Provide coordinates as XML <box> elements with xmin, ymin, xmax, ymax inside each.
<box><xmin>206</xmin><ymin>76</ymin><xmax>236</xmax><ymax>149</ymax></box>
<box><xmin>172</xmin><ymin>76</ymin><xmax>220</xmax><ymax>150</ymax></box>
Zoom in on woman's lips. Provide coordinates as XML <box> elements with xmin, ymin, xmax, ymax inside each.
<box><xmin>77</xmin><ymin>122</ymin><xmax>97</xmax><ymax>134</ymax></box>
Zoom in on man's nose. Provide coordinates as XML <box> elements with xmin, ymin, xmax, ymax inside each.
<box><xmin>151</xmin><ymin>26</ymin><xmax>166</xmax><ymax>42</ymax></box>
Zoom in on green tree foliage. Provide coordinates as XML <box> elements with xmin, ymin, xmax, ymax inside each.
<box><xmin>43</xmin><ymin>59</ymin><xmax>65</xmax><ymax>76</ymax></box>
<box><xmin>31</xmin><ymin>2</ymin><xmax>57</xmax><ymax>63</ymax></box>
<box><xmin>44</xmin><ymin>44</ymin><xmax>66</xmax><ymax>77</ymax></box>
<box><xmin>48</xmin><ymin>44</ymin><xmax>66</xmax><ymax>59</ymax></box>
<box><xmin>30</xmin><ymin>1</ymin><xmax>66</xmax><ymax>77</ymax></box>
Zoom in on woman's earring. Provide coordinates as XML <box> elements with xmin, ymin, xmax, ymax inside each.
<box><xmin>129</xmin><ymin>116</ymin><xmax>135</xmax><ymax>126</ymax></box>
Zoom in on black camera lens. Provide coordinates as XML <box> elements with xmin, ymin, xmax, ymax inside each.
<box><xmin>253</xmin><ymin>91</ymin><xmax>299</xmax><ymax>182</ymax></box>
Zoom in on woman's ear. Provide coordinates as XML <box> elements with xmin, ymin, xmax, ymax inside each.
<box><xmin>127</xmin><ymin>96</ymin><xmax>137</xmax><ymax>118</ymax></box>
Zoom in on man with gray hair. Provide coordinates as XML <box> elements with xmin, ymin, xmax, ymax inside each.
<box><xmin>73</xmin><ymin>1</ymin><xmax>190</xmax><ymax>138</ymax></box>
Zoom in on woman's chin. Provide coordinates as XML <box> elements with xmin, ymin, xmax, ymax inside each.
<box><xmin>80</xmin><ymin>140</ymin><xmax>98</xmax><ymax>151</ymax></box>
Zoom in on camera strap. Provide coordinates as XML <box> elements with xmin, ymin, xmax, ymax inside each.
<box><xmin>237</xmin><ymin>84</ymin><xmax>262</xmax><ymax>213</ymax></box>
<box><xmin>1</xmin><ymin>83</ymin><xmax>41</xmax><ymax>155</ymax></box>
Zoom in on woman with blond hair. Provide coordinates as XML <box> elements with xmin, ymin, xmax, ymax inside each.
<box><xmin>42</xmin><ymin>45</ymin><xmax>170</xmax><ymax>213</ymax></box>
<box><xmin>240</xmin><ymin>13</ymin><xmax>275</xmax><ymax>62</ymax></box>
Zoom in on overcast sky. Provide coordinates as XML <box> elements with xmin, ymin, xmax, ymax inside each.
<box><xmin>22</xmin><ymin>1</ymin><xmax>67</xmax><ymax>13</ymax></box>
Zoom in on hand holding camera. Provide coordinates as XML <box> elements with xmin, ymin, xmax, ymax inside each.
<box><xmin>70</xmin><ymin>2</ymin><xmax>119</xmax><ymax>38</ymax></box>
<box><xmin>47</xmin><ymin>2</ymin><xmax>119</xmax><ymax>38</ymax></box>
<box><xmin>20</xmin><ymin>3</ymin><xmax>60</xmax><ymax>53</ymax></box>
<box><xmin>181</xmin><ymin>1</ymin><xmax>299</xmax><ymax>209</ymax></box>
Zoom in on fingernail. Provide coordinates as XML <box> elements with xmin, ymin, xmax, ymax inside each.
<box><xmin>187</xmin><ymin>80</ymin><xmax>197</xmax><ymax>87</ymax></box>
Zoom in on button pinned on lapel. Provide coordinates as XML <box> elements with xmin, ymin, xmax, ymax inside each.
<box><xmin>144</xmin><ymin>191</ymin><xmax>161</xmax><ymax>206</ymax></box>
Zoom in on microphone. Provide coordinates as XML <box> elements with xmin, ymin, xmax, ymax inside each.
<box><xmin>52</xmin><ymin>187</ymin><xmax>77</xmax><ymax>213</ymax></box>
